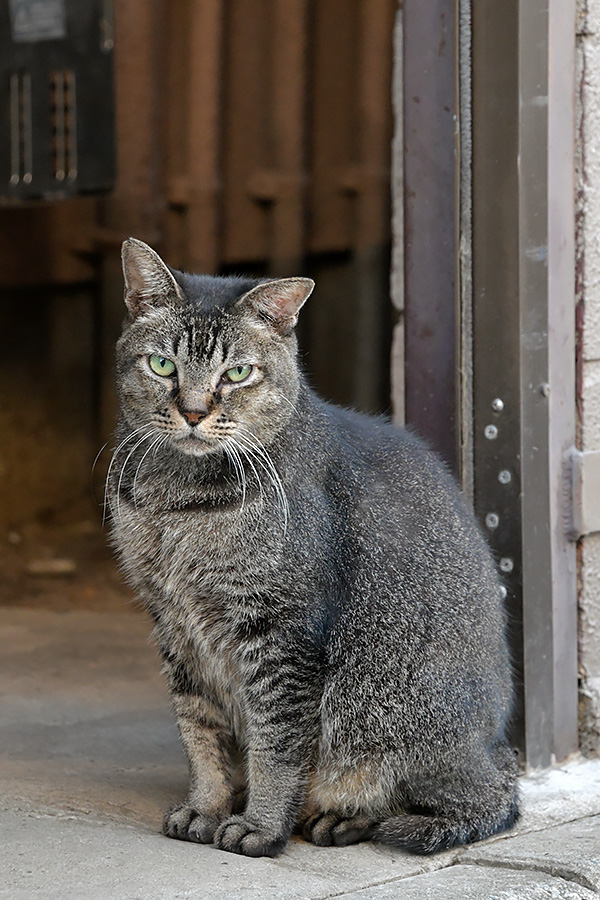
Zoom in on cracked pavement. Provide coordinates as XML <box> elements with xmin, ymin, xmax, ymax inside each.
<box><xmin>2</xmin><ymin>605</ymin><xmax>600</xmax><ymax>899</ymax></box>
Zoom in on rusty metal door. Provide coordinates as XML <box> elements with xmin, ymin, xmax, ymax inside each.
<box><xmin>159</xmin><ymin>0</ymin><xmax>396</xmax><ymax>413</ymax></box>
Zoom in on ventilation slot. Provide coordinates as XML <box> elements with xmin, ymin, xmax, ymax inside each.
<box><xmin>50</xmin><ymin>70</ymin><xmax>77</xmax><ymax>182</ymax></box>
<box><xmin>9</xmin><ymin>71</ymin><xmax>33</xmax><ymax>186</ymax></box>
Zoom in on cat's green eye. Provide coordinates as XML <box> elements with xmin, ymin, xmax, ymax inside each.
<box><xmin>149</xmin><ymin>355</ymin><xmax>176</xmax><ymax>377</ymax></box>
<box><xmin>225</xmin><ymin>365</ymin><xmax>252</xmax><ymax>383</ymax></box>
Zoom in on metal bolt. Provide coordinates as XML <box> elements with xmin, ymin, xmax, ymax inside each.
<box><xmin>498</xmin><ymin>469</ymin><xmax>512</xmax><ymax>485</ymax></box>
<box><xmin>499</xmin><ymin>557</ymin><xmax>514</xmax><ymax>573</ymax></box>
<box><xmin>492</xmin><ymin>398</ymin><xmax>504</xmax><ymax>412</ymax></box>
<box><xmin>485</xmin><ymin>512</ymin><xmax>500</xmax><ymax>529</ymax></box>
<box><xmin>499</xmin><ymin>585</ymin><xmax>508</xmax><ymax>599</ymax></box>
<box><xmin>484</xmin><ymin>424</ymin><xmax>498</xmax><ymax>440</ymax></box>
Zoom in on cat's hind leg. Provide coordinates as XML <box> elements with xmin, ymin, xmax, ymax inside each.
<box><xmin>303</xmin><ymin>812</ymin><xmax>377</xmax><ymax>847</ymax></box>
<box><xmin>302</xmin><ymin>758</ymin><xmax>395</xmax><ymax>847</ymax></box>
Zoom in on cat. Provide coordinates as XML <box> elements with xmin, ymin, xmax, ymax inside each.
<box><xmin>108</xmin><ymin>237</ymin><xmax>519</xmax><ymax>859</ymax></box>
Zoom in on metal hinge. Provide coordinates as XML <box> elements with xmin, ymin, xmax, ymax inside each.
<box><xmin>568</xmin><ymin>448</ymin><xmax>600</xmax><ymax>540</ymax></box>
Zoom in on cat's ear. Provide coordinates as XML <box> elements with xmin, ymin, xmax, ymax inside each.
<box><xmin>238</xmin><ymin>278</ymin><xmax>315</xmax><ymax>335</ymax></box>
<box><xmin>121</xmin><ymin>238</ymin><xmax>184</xmax><ymax>319</ymax></box>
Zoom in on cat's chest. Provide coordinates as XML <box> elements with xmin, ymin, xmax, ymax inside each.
<box><xmin>115</xmin><ymin>499</ymin><xmax>278</xmax><ymax>601</ymax></box>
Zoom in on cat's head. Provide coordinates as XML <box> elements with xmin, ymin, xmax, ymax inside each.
<box><xmin>116</xmin><ymin>238</ymin><xmax>314</xmax><ymax>458</ymax></box>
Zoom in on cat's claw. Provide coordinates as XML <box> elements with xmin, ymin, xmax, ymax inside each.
<box><xmin>303</xmin><ymin>811</ymin><xmax>377</xmax><ymax>847</ymax></box>
<box><xmin>163</xmin><ymin>803</ymin><xmax>221</xmax><ymax>844</ymax></box>
<box><xmin>214</xmin><ymin>815</ymin><xmax>286</xmax><ymax>858</ymax></box>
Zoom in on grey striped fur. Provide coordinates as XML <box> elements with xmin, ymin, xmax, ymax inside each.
<box><xmin>108</xmin><ymin>238</ymin><xmax>519</xmax><ymax>858</ymax></box>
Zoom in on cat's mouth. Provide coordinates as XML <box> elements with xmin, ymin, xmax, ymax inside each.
<box><xmin>172</xmin><ymin>430</ymin><xmax>218</xmax><ymax>456</ymax></box>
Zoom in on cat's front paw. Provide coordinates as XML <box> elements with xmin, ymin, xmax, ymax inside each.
<box><xmin>163</xmin><ymin>802</ymin><xmax>221</xmax><ymax>844</ymax></box>
<box><xmin>214</xmin><ymin>815</ymin><xmax>286</xmax><ymax>858</ymax></box>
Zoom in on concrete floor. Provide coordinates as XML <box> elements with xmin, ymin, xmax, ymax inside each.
<box><xmin>2</xmin><ymin>512</ymin><xmax>600</xmax><ymax>899</ymax></box>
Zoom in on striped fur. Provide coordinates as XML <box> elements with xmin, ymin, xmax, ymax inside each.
<box><xmin>108</xmin><ymin>239</ymin><xmax>519</xmax><ymax>858</ymax></box>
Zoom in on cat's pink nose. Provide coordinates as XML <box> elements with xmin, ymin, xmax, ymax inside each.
<box><xmin>180</xmin><ymin>406</ymin><xmax>208</xmax><ymax>426</ymax></box>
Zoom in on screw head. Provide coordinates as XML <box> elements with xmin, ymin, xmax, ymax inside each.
<box><xmin>499</xmin><ymin>557</ymin><xmax>514</xmax><ymax>573</ymax></box>
<box><xmin>498</xmin><ymin>469</ymin><xmax>512</xmax><ymax>485</ymax></box>
<box><xmin>484</xmin><ymin>424</ymin><xmax>499</xmax><ymax>440</ymax></box>
<box><xmin>485</xmin><ymin>512</ymin><xmax>500</xmax><ymax>529</ymax></box>
<box><xmin>492</xmin><ymin>398</ymin><xmax>504</xmax><ymax>412</ymax></box>
<box><xmin>499</xmin><ymin>585</ymin><xmax>508</xmax><ymax>599</ymax></box>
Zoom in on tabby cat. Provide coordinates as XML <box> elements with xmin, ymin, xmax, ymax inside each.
<box><xmin>108</xmin><ymin>238</ymin><xmax>519</xmax><ymax>858</ymax></box>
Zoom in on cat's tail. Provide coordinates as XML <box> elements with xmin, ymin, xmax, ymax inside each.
<box><xmin>373</xmin><ymin>794</ymin><xmax>520</xmax><ymax>855</ymax></box>
<box><xmin>374</xmin><ymin>739</ymin><xmax>520</xmax><ymax>854</ymax></box>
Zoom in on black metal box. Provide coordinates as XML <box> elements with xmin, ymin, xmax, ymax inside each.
<box><xmin>1</xmin><ymin>0</ymin><xmax>115</xmax><ymax>203</ymax></box>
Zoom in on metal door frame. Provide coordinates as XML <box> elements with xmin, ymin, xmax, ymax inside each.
<box><xmin>401</xmin><ymin>0</ymin><xmax>578</xmax><ymax>767</ymax></box>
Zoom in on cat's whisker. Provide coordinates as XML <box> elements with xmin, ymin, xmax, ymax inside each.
<box><xmin>239</xmin><ymin>436</ymin><xmax>287</xmax><ymax>520</ymax></box>
<box><xmin>103</xmin><ymin>425</ymin><xmax>153</xmax><ymax>526</ymax></box>
<box><xmin>223</xmin><ymin>442</ymin><xmax>247</xmax><ymax>515</ymax></box>
<box><xmin>278</xmin><ymin>393</ymin><xmax>299</xmax><ymax>416</ymax></box>
<box><xmin>223</xmin><ymin>443</ymin><xmax>238</xmax><ymax>502</ymax></box>
<box><xmin>132</xmin><ymin>432</ymin><xmax>168</xmax><ymax>509</ymax></box>
<box><xmin>152</xmin><ymin>434</ymin><xmax>170</xmax><ymax>458</ymax></box>
<box><xmin>116</xmin><ymin>429</ymin><xmax>157</xmax><ymax>523</ymax></box>
<box><xmin>235</xmin><ymin>427</ymin><xmax>289</xmax><ymax>532</ymax></box>
<box><xmin>91</xmin><ymin>441</ymin><xmax>109</xmax><ymax>479</ymax></box>
<box><xmin>133</xmin><ymin>435</ymin><xmax>165</xmax><ymax>512</ymax></box>
<box><xmin>228</xmin><ymin>437</ymin><xmax>266</xmax><ymax>508</ymax></box>
<box><xmin>222</xmin><ymin>444</ymin><xmax>236</xmax><ymax>499</ymax></box>
<box><xmin>90</xmin><ymin>440</ymin><xmax>109</xmax><ymax>506</ymax></box>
